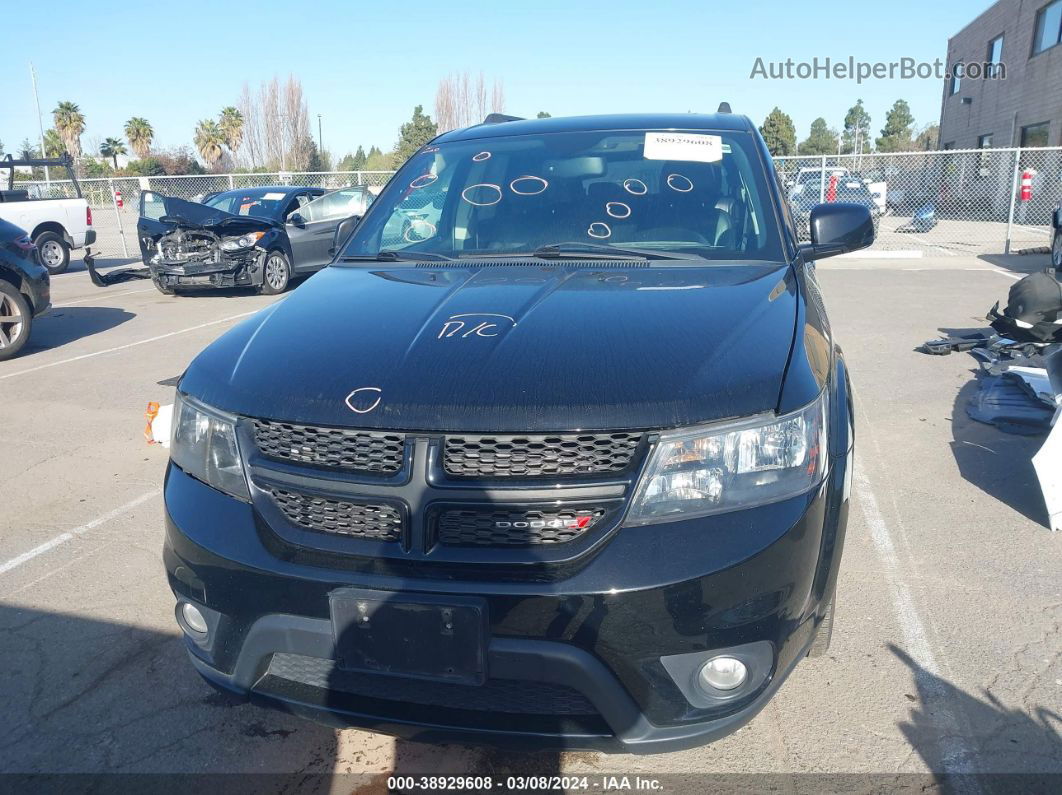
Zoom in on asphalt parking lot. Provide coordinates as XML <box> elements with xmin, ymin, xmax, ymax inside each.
<box><xmin>1</xmin><ymin>254</ymin><xmax>1060</xmax><ymax>790</ymax></box>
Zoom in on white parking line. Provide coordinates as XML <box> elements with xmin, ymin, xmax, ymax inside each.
<box><xmin>990</xmin><ymin>270</ymin><xmax>1024</xmax><ymax>281</ymax></box>
<box><xmin>53</xmin><ymin>287</ymin><xmax>155</xmax><ymax>307</ymax></box>
<box><xmin>0</xmin><ymin>489</ymin><xmax>161</xmax><ymax>576</ymax></box>
<box><xmin>0</xmin><ymin>310</ymin><xmax>258</xmax><ymax>381</ymax></box>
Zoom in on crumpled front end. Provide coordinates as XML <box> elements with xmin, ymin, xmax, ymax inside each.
<box><xmin>148</xmin><ymin>227</ymin><xmax>266</xmax><ymax>290</ymax></box>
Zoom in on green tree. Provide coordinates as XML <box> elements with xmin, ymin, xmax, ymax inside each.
<box><xmin>364</xmin><ymin>149</ymin><xmax>395</xmax><ymax>171</ymax></box>
<box><xmin>392</xmin><ymin>105</ymin><xmax>438</xmax><ymax>168</ymax></box>
<box><xmin>842</xmin><ymin>99</ymin><xmax>872</xmax><ymax>155</ymax></box>
<box><xmin>99</xmin><ymin>137</ymin><xmax>127</xmax><ymax>169</ymax></box>
<box><xmin>18</xmin><ymin>139</ymin><xmax>38</xmax><ymax>159</ymax></box>
<box><xmin>193</xmin><ymin>120</ymin><xmax>225</xmax><ymax>167</ymax></box>
<box><xmin>914</xmin><ymin>123</ymin><xmax>940</xmax><ymax>151</ymax></box>
<box><xmin>124</xmin><ymin>117</ymin><xmax>154</xmax><ymax>159</ymax></box>
<box><xmin>218</xmin><ymin>107</ymin><xmax>244</xmax><ymax>153</ymax></box>
<box><xmin>759</xmin><ymin>107</ymin><xmax>797</xmax><ymax>156</ymax></box>
<box><xmin>536</xmin><ymin>111</ymin><xmax>552</xmax><ymax>119</ymax></box>
<box><xmin>43</xmin><ymin>129</ymin><xmax>64</xmax><ymax>158</ymax></box>
<box><xmin>52</xmin><ymin>101</ymin><xmax>85</xmax><ymax>160</ymax></box>
<box><xmin>875</xmin><ymin>100</ymin><xmax>916</xmax><ymax>152</ymax></box>
<box><xmin>798</xmin><ymin>117</ymin><xmax>839</xmax><ymax>155</ymax></box>
<box><xmin>352</xmin><ymin>145</ymin><xmax>367</xmax><ymax>170</ymax></box>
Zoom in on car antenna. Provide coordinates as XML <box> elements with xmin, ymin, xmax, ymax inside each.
<box><xmin>717</xmin><ymin>102</ymin><xmax>732</xmax><ymax>114</ymax></box>
<box><xmin>482</xmin><ymin>113</ymin><xmax>524</xmax><ymax>124</ymax></box>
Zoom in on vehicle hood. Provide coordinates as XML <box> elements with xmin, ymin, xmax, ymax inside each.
<box><xmin>143</xmin><ymin>194</ymin><xmax>277</xmax><ymax>235</ymax></box>
<box><xmin>180</xmin><ymin>263</ymin><xmax>799</xmax><ymax>432</ymax></box>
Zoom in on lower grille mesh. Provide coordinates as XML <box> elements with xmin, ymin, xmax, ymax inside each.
<box><xmin>269</xmin><ymin>488</ymin><xmax>402</xmax><ymax>541</ymax></box>
<box><xmin>267</xmin><ymin>653</ymin><xmax>598</xmax><ymax>715</ymax></box>
<box><xmin>437</xmin><ymin>508</ymin><xmax>605</xmax><ymax>546</ymax></box>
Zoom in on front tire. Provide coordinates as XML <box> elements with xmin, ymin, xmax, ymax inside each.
<box><xmin>35</xmin><ymin>231</ymin><xmax>70</xmax><ymax>275</ymax></box>
<box><xmin>0</xmin><ymin>281</ymin><xmax>32</xmax><ymax>361</ymax></box>
<box><xmin>260</xmin><ymin>250</ymin><xmax>291</xmax><ymax>295</ymax></box>
<box><xmin>1052</xmin><ymin>229</ymin><xmax>1062</xmax><ymax>271</ymax></box>
<box><xmin>152</xmin><ymin>277</ymin><xmax>176</xmax><ymax>296</ymax></box>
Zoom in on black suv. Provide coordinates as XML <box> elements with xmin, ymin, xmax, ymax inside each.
<box><xmin>0</xmin><ymin>217</ymin><xmax>51</xmax><ymax>361</ymax></box>
<box><xmin>164</xmin><ymin>113</ymin><xmax>871</xmax><ymax>752</ymax></box>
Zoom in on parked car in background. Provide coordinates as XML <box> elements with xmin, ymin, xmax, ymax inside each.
<box><xmin>137</xmin><ymin>185</ymin><xmax>373</xmax><ymax>295</ymax></box>
<box><xmin>163</xmin><ymin>111</ymin><xmax>871</xmax><ymax>752</ymax></box>
<box><xmin>792</xmin><ymin>175</ymin><xmax>882</xmax><ymax>239</ymax></box>
<box><xmin>790</xmin><ymin>167</ymin><xmax>887</xmax><ymax>215</ymax></box>
<box><xmin>0</xmin><ymin>155</ymin><xmax>95</xmax><ymax>275</ymax></box>
<box><xmin>0</xmin><ymin>217</ymin><xmax>51</xmax><ymax>361</ymax></box>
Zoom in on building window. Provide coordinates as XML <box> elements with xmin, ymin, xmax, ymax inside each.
<box><xmin>949</xmin><ymin>63</ymin><xmax>962</xmax><ymax>95</ymax></box>
<box><xmin>1033</xmin><ymin>0</ymin><xmax>1062</xmax><ymax>55</ymax></box>
<box><xmin>1021</xmin><ymin>123</ymin><xmax>1050</xmax><ymax>148</ymax></box>
<box><xmin>986</xmin><ymin>35</ymin><xmax>1004</xmax><ymax>77</ymax></box>
<box><xmin>943</xmin><ymin>142</ymin><xmax>956</xmax><ymax>150</ymax></box>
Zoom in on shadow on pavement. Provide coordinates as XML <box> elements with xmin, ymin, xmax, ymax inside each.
<box><xmin>949</xmin><ymin>377</ymin><xmax>1048</xmax><ymax>527</ymax></box>
<box><xmin>891</xmin><ymin>643</ymin><xmax>1062</xmax><ymax>781</ymax></box>
<box><xmin>18</xmin><ymin>306</ymin><xmax>136</xmax><ymax>358</ymax></box>
<box><xmin>977</xmin><ymin>253</ymin><xmax>1052</xmax><ymax>278</ymax></box>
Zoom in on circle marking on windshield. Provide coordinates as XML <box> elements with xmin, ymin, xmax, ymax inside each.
<box><xmin>667</xmin><ymin>174</ymin><xmax>694</xmax><ymax>193</ymax></box>
<box><xmin>606</xmin><ymin>202</ymin><xmax>631</xmax><ymax>219</ymax></box>
<box><xmin>472</xmin><ymin>151</ymin><xmax>492</xmax><ymax>162</ymax></box>
<box><xmin>403</xmin><ymin>219</ymin><xmax>437</xmax><ymax>242</ymax></box>
<box><xmin>587</xmin><ymin>222</ymin><xmax>612</xmax><ymax>239</ymax></box>
<box><xmin>509</xmin><ymin>176</ymin><xmax>549</xmax><ymax>195</ymax></box>
<box><xmin>623</xmin><ymin>178</ymin><xmax>648</xmax><ymax>195</ymax></box>
<box><xmin>461</xmin><ymin>184</ymin><xmax>503</xmax><ymax>206</ymax></box>
<box><xmin>409</xmin><ymin>173</ymin><xmax>437</xmax><ymax>189</ymax></box>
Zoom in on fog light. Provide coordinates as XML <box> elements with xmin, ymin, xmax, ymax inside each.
<box><xmin>181</xmin><ymin>602</ymin><xmax>209</xmax><ymax>635</ymax></box>
<box><xmin>698</xmin><ymin>656</ymin><xmax>747</xmax><ymax>692</ymax></box>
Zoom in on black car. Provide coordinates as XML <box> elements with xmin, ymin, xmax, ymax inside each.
<box><xmin>0</xmin><ymin>217</ymin><xmax>50</xmax><ymax>361</ymax></box>
<box><xmin>164</xmin><ymin>112</ymin><xmax>871</xmax><ymax>752</ymax></box>
<box><xmin>137</xmin><ymin>185</ymin><xmax>373</xmax><ymax>295</ymax></box>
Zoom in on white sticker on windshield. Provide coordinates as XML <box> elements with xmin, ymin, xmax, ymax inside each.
<box><xmin>262</xmin><ymin>192</ymin><xmax>286</xmax><ymax>200</ymax></box>
<box><xmin>643</xmin><ymin>132</ymin><xmax>723</xmax><ymax>163</ymax></box>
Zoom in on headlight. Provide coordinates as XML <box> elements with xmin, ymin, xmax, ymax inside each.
<box><xmin>220</xmin><ymin>231</ymin><xmax>265</xmax><ymax>251</ymax></box>
<box><xmin>626</xmin><ymin>390</ymin><xmax>828</xmax><ymax>525</ymax></box>
<box><xmin>170</xmin><ymin>392</ymin><xmax>249</xmax><ymax>500</ymax></box>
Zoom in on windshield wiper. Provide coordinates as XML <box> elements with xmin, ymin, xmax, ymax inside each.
<box><xmin>531</xmin><ymin>242</ymin><xmax>685</xmax><ymax>261</ymax></box>
<box><xmin>340</xmin><ymin>251</ymin><xmax>455</xmax><ymax>262</ymax></box>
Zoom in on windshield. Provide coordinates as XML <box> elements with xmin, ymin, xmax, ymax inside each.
<box><xmin>343</xmin><ymin>129</ymin><xmax>784</xmax><ymax>262</ymax></box>
<box><xmin>205</xmin><ymin>190</ymin><xmax>289</xmax><ymax>219</ymax></box>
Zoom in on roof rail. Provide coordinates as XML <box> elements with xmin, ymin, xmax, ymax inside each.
<box><xmin>482</xmin><ymin>113</ymin><xmax>524</xmax><ymax>124</ymax></box>
<box><xmin>717</xmin><ymin>102</ymin><xmax>732</xmax><ymax>114</ymax></box>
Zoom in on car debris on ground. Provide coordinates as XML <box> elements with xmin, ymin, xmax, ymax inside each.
<box><xmin>921</xmin><ymin>270</ymin><xmax>1062</xmax><ymax>530</ymax></box>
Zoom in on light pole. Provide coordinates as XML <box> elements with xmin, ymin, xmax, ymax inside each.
<box><xmin>28</xmin><ymin>62</ymin><xmax>50</xmax><ymax>184</ymax></box>
<box><xmin>317</xmin><ymin>114</ymin><xmax>323</xmax><ymax>160</ymax></box>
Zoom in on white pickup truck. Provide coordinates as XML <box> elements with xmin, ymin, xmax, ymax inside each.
<box><xmin>0</xmin><ymin>155</ymin><xmax>96</xmax><ymax>274</ymax></box>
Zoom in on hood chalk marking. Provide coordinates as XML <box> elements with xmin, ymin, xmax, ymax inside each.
<box><xmin>345</xmin><ymin>387</ymin><xmax>383</xmax><ymax>414</ymax></box>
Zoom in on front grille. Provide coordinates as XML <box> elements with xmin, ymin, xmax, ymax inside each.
<box><xmin>437</xmin><ymin>508</ymin><xmax>605</xmax><ymax>546</ymax></box>
<box><xmin>252</xmin><ymin>419</ymin><xmax>404</xmax><ymax>475</ymax></box>
<box><xmin>269</xmin><ymin>488</ymin><xmax>402</xmax><ymax>541</ymax></box>
<box><xmin>443</xmin><ymin>432</ymin><xmax>642</xmax><ymax>478</ymax></box>
<box><xmin>267</xmin><ymin>653</ymin><xmax>598</xmax><ymax>715</ymax></box>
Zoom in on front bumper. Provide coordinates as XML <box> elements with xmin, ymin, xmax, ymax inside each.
<box><xmin>150</xmin><ymin>249</ymin><xmax>264</xmax><ymax>290</ymax></box>
<box><xmin>163</xmin><ymin>445</ymin><xmax>850</xmax><ymax>753</ymax></box>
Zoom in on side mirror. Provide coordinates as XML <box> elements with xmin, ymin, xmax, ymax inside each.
<box><xmin>328</xmin><ymin>214</ymin><xmax>362</xmax><ymax>257</ymax></box>
<box><xmin>288</xmin><ymin>212</ymin><xmax>305</xmax><ymax>227</ymax></box>
<box><xmin>798</xmin><ymin>202</ymin><xmax>874</xmax><ymax>261</ymax></box>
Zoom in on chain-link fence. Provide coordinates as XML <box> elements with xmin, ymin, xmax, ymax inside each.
<box><xmin>13</xmin><ymin>171</ymin><xmax>395</xmax><ymax>263</ymax></box>
<box><xmin>14</xmin><ymin>149</ymin><xmax>1062</xmax><ymax>263</ymax></box>
<box><xmin>775</xmin><ymin>147</ymin><xmax>1062</xmax><ymax>257</ymax></box>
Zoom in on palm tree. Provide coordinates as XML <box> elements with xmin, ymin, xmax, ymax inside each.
<box><xmin>193</xmin><ymin>120</ymin><xmax>225</xmax><ymax>167</ymax></box>
<box><xmin>52</xmin><ymin>101</ymin><xmax>85</xmax><ymax>160</ymax></box>
<box><xmin>42</xmin><ymin>129</ymin><xmax>64</xmax><ymax>158</ymax></box>
<box><xmin>218</xmin><ymin>107</ymin><xmax>244</xmax><ymax>154</ymax></box>
<box><xmin>124</xmin><ymin>117</ymin><xmax>154</xmax><ymax>159</ymax></box>
<box><xmin>99</xmin><ymin>137</ymin><xmax>127</xmax><ymax>169</ymax></box>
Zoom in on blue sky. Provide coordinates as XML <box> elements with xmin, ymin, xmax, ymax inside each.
<box><xmin>2</xmin><ymin>0</ymin><xmax>992</xmax><ymax>161</ymax></box>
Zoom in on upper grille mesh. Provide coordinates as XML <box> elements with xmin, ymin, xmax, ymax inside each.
<box><xmin>443</xmin><ymin>432</ymin><xmax>642</xmax><ymax>478</ymax></box>
<box><xmin>252</xmin><ymin>419</ymin><xmax>404</xmax><ymax>475</ymax></box>
<box><xmin>269</xmin><ymin>488</ymin><xmax>402</xmax><ymax>541</ymax></box>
